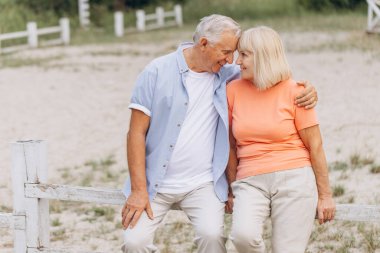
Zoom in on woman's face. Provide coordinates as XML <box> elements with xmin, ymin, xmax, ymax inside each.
<box><xmin>236</xmin><ymin>50</ymin><xmax>254</xmax><ymax>82</ymax></box>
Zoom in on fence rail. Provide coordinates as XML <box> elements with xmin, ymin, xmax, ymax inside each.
<box><xmin>114</xmin><ymin>5</ymin><xmax>183</xmax><ymax>37</ymax></box>
<box><xmin>1</xmin><ymin>140</ymin><xmax>379</xmax><ymax>253</ymax></box>
<box><xmin>0</xmin><ymin>18</ymin><xmax>70</xmax><ymax>54</ymax></box>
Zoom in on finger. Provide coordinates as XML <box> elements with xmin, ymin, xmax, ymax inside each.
<box><xmin>121</xmin><ymin>206</ymin><xmax>130</xmax><ymax>221</ymax></box>
<box><xmin>318</xmin><ymin>209</ymin><xmax>324</xmax><ymax>225</ymax></box>
<box><xmin>296</xmin><ymin>80</ymin><xmax>308</xmax><ymax>87</ymax></box>
<box><xmin>123</xmin><ymin>209</ymin><xmax>136</xmax><ymax>229</ymax></box>
<box><xmin>296</xmin><ymin>91</ymin><xmax>314</xmax><ymax>104</ymax></box>
<box><xmin>146</xmin><ymin>202</ymin><xmax>154</xmax><ymax>220</ymax></box>
<box><xmin>121</xmin><ymin>202</ymin><xmax>128</xmax><ymax>216</ymax></box>
<box><xmin>122</xmin><ymin>208</ymin><xmax>132</xmax><ymax>229</ymax></box>
<box><xmin>295</xmin><ymin>85</ymin><xmax>313</xmax><ymax>100</ymax></box>
<box><xmin>304</xmin><ymin>100</ymin><xmax>317</xmax><ymax>109</ymax></box>
<box><xmin>324</xmin><ymin>210</ymin><xmax>332</xmax><ymax>221</ymax></box>
<box><xmin>130</xmin><ymin>210</ymin><xmax>143</xmax><ymax>229</ymax></box>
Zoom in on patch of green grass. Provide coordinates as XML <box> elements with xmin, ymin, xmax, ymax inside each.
<box><xmin>0</xmin><ymin>205</ymin><xmax>12</xmax><ymax>212</ymax></box>
<box><xmin>329</xmin><ymin>161</ymin><xmax>349</xmax><ymax>171</ymax></box>
<box><xmin>51</xmin><ymin>228</ymin><xmax>68</xmax><ymax>241</ymax></box>
<box><xmin>51</xmin><ymin>217</ymin><xmax>62</xmax><ymax>227</ymax></box>
<box><xmin>49</xmin><ymin>200</ymin><xmax>62</xmax><ymax>213</ymax></box>
<box><xmin>370</xmin><ymin>165</ymin><xmax>380</xmax><ymax>174</ymax></box>
<box><xmin>0</xmin><ymin>55</ymin><xmax>64</xmax><ymax>68</ymax></box>
<box><xmin>84</xmin><ymin>154</ymin><xmax>116</xmax><ymax>171</ymax></box>
<box><xmin>358</xmin><ymin>224</ymin><xmax>380</xmax><ymax>253</ymax></box>
<box><xmin>333</xmin><ymin>185</ymin><xmax>346</xmax><ymax>197</ymax></box>
<box><xmin>80</xmin><ymin>173</ymin><xmax>94</xmax><ymax>187</ymax></box>
<box><xmin>90</xmin><ymin>206</ymin><xmax>115</xmax><ymax>222</ymax></box>
<box><xmin>350</xmin><ymin>153</ymin><xmax>375</xmax><ymax>169</ymax></box>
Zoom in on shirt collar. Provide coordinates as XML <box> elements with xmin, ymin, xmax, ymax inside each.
<box><xmin>176</xmin><ymin>42</ymin><xmax>192</xmax><ymax>74</ymax></box>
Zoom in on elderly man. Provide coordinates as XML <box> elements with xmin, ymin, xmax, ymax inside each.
<box><xmin>121</xmin><ymin>14</ymin><xmax>317</xmax><ymax>253</ymax></box>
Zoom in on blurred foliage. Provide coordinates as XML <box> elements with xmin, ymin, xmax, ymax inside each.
<box><xmin>0</xmin><ymin>0</ymin><xmax>369</xmax><ymax>35</ymax></box>
<box><xmin>182</xmin><ymin>0</ymin><xmax>301</xmax><ymax>22</ymax></box>
<box><xmin>297</xmin><ymin>0</ymin><xmax>365</xmax><ymax>11</ymax></box>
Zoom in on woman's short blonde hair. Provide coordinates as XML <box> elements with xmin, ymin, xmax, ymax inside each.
<box><xmin>238</xmin><ymin>26</ymin><xmax>291</xmax><ymax>90</ymax></box>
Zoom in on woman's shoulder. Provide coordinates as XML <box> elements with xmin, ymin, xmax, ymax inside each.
<box><xmin>278</xmin><ymin>78</ymin><xmax>304</xmax><ymax>93</ymax></box>
<box><xmin>227</xmin><ymin>79</ymin><xmax>252</xmax><ymax>92</ymax></box>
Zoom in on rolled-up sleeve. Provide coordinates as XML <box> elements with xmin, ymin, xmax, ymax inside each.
<box><xmin>129</xmin><ymin>66</ymin><xmax>157</xmax><ymax>117</ymax></box>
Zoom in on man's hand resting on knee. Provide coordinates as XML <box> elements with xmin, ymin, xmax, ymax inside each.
<box><xmin>122</xmin><ymin>190</ymin><xmax>154</xmax><ymax>229</ymax></box>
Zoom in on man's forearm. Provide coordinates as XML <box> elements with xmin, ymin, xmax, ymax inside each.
<box><xmin>226</xmin><ymin>148</ymin><xmax>238</xmax><ymax>186</ymax></box>
<box><xmin>127</xmin><ymin>131</ymin><xmax>148</xmax><ymax>192</ymax></box>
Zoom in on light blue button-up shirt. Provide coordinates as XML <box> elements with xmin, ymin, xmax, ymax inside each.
<box><xmin>123</xmin><ymin>42</ymin><xmax>240</xmax><ymax>202</ymax></box>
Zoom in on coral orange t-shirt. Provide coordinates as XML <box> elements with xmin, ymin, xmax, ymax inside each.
<box><xmin>227</xmin><ymin>78</ymin><xmax>318</xmax><ymax>180</ymax></box>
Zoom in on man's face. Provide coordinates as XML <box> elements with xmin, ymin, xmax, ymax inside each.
<box><xmin>202</xmin><ymin>32</ymin><xmax>239</xmax><ymax>73</ymax></box>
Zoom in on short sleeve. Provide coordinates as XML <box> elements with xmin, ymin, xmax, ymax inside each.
<box><xmin>128</xmin><ymin>66</ymin><xmax>157</xmax><ymax>117</ymax></box>
<box><xmin>295</xmin><ymin>106</ymin><xmax>319</xmax><ymax>131</ymax></box>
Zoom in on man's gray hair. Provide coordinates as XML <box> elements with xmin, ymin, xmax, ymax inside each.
<box><xmin>193</xmin><ymin>14</ymin><xmax>241</xmax><ymax>45</ymax></box>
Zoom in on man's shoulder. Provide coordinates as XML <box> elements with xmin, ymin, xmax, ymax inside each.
<box><xmin>148</xmin><ymin>51</ymin><xmax>177</xmax><ymax>70</ymax></box>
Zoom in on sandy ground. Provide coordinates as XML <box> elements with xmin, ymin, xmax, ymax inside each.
<box><xmin>0</xmin><ymin>30</ymin><xmax>380</xmax><ymax>252</ymax></box>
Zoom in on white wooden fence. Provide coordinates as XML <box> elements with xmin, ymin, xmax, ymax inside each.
<box><xmin>0</xmin><ymin>140</ymin><xmax>380</xmax><ymax>252</ymax></box>
<box><xmin>0</xmin><ymin>18</ymin><xmax>70</xmax><ymax>54</ymax></box>
<box><xmin>114</xmin><ymin>5</ymin><xmax>183</xmax><ymax>37</ymax></box>
<box><xmin>367</xmin><ymin>0</ymin><xmax>380</xmax><ymax>33</ymax></box>
<box><xmin>78</xmin><ymin>0</ymin><xmax>90</xmax><ymax>28</ymax></box>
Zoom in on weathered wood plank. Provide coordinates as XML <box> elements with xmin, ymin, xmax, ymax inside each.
<box><xmin>0</xmin><ymin>31</ymin><xmax>28</xmax><ymax>40</ymax></box>
<box><xmin>37</xmin><ymin>27</ymin><xmax>61</xmax><ymax>36</ymax></box>
<box><xmin>25</xmin><ymin>183</ymin><xmax>126</xmax><ymax>205</ymax></box>
<box><xmin>28</xmin><ymin>248</ymin><xmax>106</xmax><ymax>253</ymax></box>
<box><xmin>11</xmin><ymin>141</ymin><xmax>28</xmax><ymax>253</ymax></box>
<box><xmin>24</xmin><ymin>182</ymin><xmax>380</xmax><ymax>222</ymax></box>
<box><xmin>335</xmin><ymin>204</ymin><xmax>380</xmax><ymax>222</ymax></box>
<box><xmin>0</xmin><ymin>213</ymin><xmax>25</xmax><ymax>230</ymax></box>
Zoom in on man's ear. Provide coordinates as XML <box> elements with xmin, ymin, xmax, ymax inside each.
<box><xmin>199</xmin><ymin>37</ymin><xmax>208</xmax><ymax>50</ymax></box>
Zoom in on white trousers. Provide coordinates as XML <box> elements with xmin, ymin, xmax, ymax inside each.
<box><xmin>230</xmin><ymin>167</ymin><xmax>318</xmax><ymax>253</ymax></box>
<box><xmin>121</xmin><ymin>182</ymin><xmax>226</xmax><ymax>253</ymax></box>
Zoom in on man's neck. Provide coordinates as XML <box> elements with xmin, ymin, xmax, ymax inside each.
<box><xmin>183</xmin><ymin>46</ymin><xmax>208</xmax><ymax>73</ymax></box>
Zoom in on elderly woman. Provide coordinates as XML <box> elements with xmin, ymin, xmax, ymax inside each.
<box><xmin>226</xmin><ymin>26</ymin><xmax>336</xmax><ymax>253</ymax></box>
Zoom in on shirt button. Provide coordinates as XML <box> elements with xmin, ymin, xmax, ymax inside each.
<box><xmin>170</xmin><ymin>145</ymin><xmax>173</xmax><ymax>148</ymax></box>
<box><xmin>184</xmin><ymin>102</ymin><xmax>188</xmax><ymax>106</ymax></box>
<box><xmin>155</xmin><ymin>184</ymin><xmax>158</xmax><ymax>187</ymax></box>
<box><xmin>163</xmin><ymin>164</ymin><xmax>166</xmax><ymax>167</ymax></box>
<box><xmin>177</xmin><ymin>123</ymin><xmax>181</xmax><ymax>127</ymax></box>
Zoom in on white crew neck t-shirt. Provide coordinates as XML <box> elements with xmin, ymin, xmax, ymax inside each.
<box><xmin>157</xmin><ymin>69</ymin><xmax>218</xmax><ymax>194</ymax></box>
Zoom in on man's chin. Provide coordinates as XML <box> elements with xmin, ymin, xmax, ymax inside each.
<box><xmin>212</xmin><ymin>65</ymin><xmax>223</xmax><ymax>73</ymax></box>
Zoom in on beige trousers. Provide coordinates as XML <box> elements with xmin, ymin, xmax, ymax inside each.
<box><xmin>230</xmin><ymin>167</ymin><xmax>318</xmax><ymax>253</ymax></box>
<box><xmin>121</xmin><ymin>182</ymin><xmax>226</xmax><ymax>253</ymax></box>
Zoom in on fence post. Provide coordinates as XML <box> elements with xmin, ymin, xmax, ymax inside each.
<box><xmin>11</xmin><ymin>142</ymin><xmax>27</xmax><ymax>253</ymax></box>
<box><xmin>174</xmin><ymin>5</ymin><xmax>183</xmax><ymax>26</ymax></box>
<box><xmin>60</xmin><ymin>18</ymin><xmax>70</xmax><ymax>45</ymax></box>
<box><xmin>136</xmin><ymin>10</ymin><xmax>145</xmax><ymax>32</ymax></box>
<box><xmin>11</xmin><ymin>140</ymin><xmax>50</xmax><ymax>252</ymax></box>
<box><xmin>27</xmin><ymin>22</ymin><xmax>38</xmax><ymax>48</ymax></box>
<box><xmin>78</xmin><ymin>0</ymin><xmax>90</xmax><ymax>27</ymax></box>
<box><xmin>114</xmin><ymin>11</ymin><xmax>124</xmax><ymax>37</ymax></box>
<box><xmin>156</xmin><ymin>7</ymin><xmax>165</xmax><ymax>27</ymax></box>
